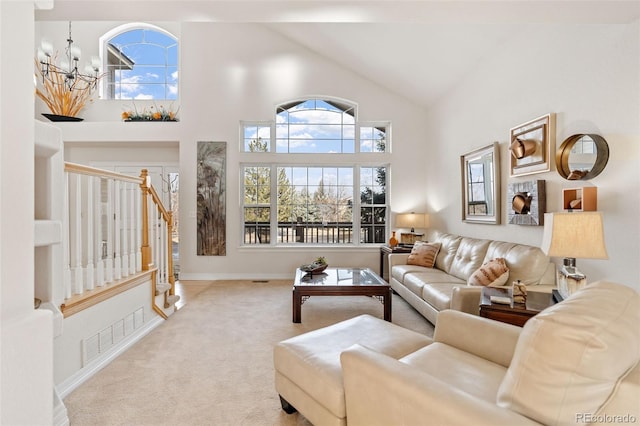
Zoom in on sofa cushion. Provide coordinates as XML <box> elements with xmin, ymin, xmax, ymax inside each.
<box><xmin>497</xmin><ymin>281</ymin><xmax>640</xmax><ymax>426</ymax></box>
<box><xmin>467</xmin><ymin>258</ymin><xmax>509</xmax><ymax>287</ymax></box>
<box><xmin>448</xmin><ymin>237</ymin><xmax>491</xmax><ymax>281</ymax></box>
<box><xmin>403</xmin><ymin>271</ymin><xmax>464</xmax><ymax>300</ymax></box>
<box><xmin>407</xmin><ymin>241</ymin><xmax>441</xmax><ymax>268</ymax></box>
<box><xmin>400</xmin><ymin>342</ymin><xmax>508</xmax><ymax>403</ymax></box>
<box><xmin>433</xmin><ymin>233</ymin><xmax>462</xmax><ymax>274</ymax></box>
<box><xmin>390</xmin><ymin>264</ymin><xmax>430</xmax><ymax>283</ymax></box>
<box><xmin>484</xmin><ymin>241</ymin><xmax>549</xmax><ymax>286</ymax></box>
<box><xmin>422</xmin><ymin>283</ymin><xmax>466</xmax><ymax>312</ymax></box>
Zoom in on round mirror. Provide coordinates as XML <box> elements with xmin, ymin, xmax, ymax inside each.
<box><xmin>556</xmin><ymin>134</ymin><xmax>609</xmax><ymax>180</ymax></box>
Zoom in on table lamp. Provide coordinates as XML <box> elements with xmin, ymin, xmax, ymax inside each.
<box><xmin>395</xmin><ymin>212</ymin><xmax>429</xmax><ymax>245</ymax></box>
<box><xmin>540</xmin><ymin>211</ymin><xmax>608</xmax><ymax>298</ymax></box>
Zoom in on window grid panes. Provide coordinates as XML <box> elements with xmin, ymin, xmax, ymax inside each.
<box><xmin>104</xmin><ymin>26</ymin><xmax>178</xmax><ymax>100</ymax></box>
<box><xmin>276</xmin><ymin>99</ymin><xmax>356</xmax><ymax>153</ymax></box>
<box><xmin>243</xmin><ymin>123</ymin><xmax>272</xmax><ymax>152</ymax></box>
<box><xmin>360</xmin><ymin>166</ymin><xmax>387</xmax><ymax>243</ymax></box>
<box><xmin>241</xmin><ymin>97</ymin><xmax>389</xmax><ymax>245</ymax></box>
<box><xmin>359</xmin><ymin>126</ymin><xmax>388</xmax><ymax>153</ymax></box>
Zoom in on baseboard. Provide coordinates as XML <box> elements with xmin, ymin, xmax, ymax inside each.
<box><xmin>178</xmin><ymin>272</ymin><xmax>292</xmax><ymax>281</ymax></box>
<box><xmin>55</xmin><ymin>315</ymin><xmax>164</xmax><ymax>399</ymax></box>
<box><xmin>53</xmin><ymin>388</ymin><xmax>69</xmax><ymax>426</ymax></box>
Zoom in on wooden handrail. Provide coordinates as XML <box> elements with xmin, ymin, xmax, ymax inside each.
<box><xmin>58</xmin><ymin>165</ymin><xmax>175</xmax><ymax>319</ymax></box>
<box><xmin>148</xmin><ymin>183</ymin><xmax>171</xmax><ymax>223</ymax></box>
<box><xmin>65</xmin><ymin>162</ymin><xmax>144</xmax><ymax>184</ymax></box>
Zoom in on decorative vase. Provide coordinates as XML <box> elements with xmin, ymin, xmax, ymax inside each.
<box><xmin>389</xmin><ymin>231</ymin><xmax>398</xmax><ymax>248</ymax></box>
<box><xmin>42</xmin><ymin>113</ymin><xmax>83</xmax><ymax>122</ymax></box>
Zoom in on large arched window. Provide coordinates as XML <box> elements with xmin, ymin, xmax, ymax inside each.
<box><xmin>101</xmin><ymin>23</ymin><xmax>178</xmax><ymax>100</ymax></box>
<box><xmin>241</xmin><ymin>97</ymin><xmax>390</xmax><ymax>246</ymax></box>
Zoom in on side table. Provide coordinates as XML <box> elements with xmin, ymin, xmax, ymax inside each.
<box><xmin>379</xmin><ymin>245</ymin><xmax>412</xmax><ymax>281</ymax></box>
<box><xmin>479</xmin><ymin>287</ymin><xmax>555</xmax><ymax>327</ymax></box>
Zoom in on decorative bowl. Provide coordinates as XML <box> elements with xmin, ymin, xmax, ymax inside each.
<box><xmin>299</xmin><ymin>263</ymin><xmax>328</xmax><ymax>274</ymax></box>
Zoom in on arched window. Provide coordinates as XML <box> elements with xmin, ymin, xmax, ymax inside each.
<box><xmin>101</xmin><ymin>23</ymin><xmax>178</xmax><ymax>100</ymax></box>
<box><xmin>240</xmin><ymin>97</ymin><xmax>390</xmax><ymax>246</ymax></box>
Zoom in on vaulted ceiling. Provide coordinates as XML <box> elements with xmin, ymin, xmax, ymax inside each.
<box><xmin>36</xmin><ymin>1</ymin><xmax>640</xmax><ymax>108</ymax></box>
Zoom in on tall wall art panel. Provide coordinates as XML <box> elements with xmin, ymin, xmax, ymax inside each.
<box><xmin>197</xmin><ymin>141</ymin><xmax>226</xmax><ymax>255</ymax></box>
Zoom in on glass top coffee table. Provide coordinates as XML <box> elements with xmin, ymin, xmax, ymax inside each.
<box><xmin>292</xmin><ymin>267</ymin><xmax>392</xmax><ymax>323</ymax></box>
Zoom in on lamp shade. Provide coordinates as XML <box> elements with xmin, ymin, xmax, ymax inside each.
<box><xmin>541</xmin><ymin>212</ymin><xmax>608</xmax><ymax>259</ymax></box>
<box><xmin>395</xmin><ymin>213</ymin><xmax>429</xmax><ymax>230</ymax></box>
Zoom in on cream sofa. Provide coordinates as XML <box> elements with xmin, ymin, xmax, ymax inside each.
<box><xmin>389</xmin><ymin>232</ymin><xmax>555</xmax><ymax>324</ymax></box>
<box><xmin>341</xmin><ymin>281</ymin><xmax>640</xmax><ymax>426</ymax></box>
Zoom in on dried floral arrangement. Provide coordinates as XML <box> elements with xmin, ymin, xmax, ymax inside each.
<box><xmin>34</xmin><ymin>56</ymin><xmax>100</xmax><ymax>118</ymax></box>
<box><xmin>122</xmin><ymin>103</ymin><xmax>179</xmax><ymax>122</ymax></box>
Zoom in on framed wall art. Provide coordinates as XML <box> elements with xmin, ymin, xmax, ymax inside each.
<box><xmin>509</xmin><ymin>113</ymin><xmax>555</xmax><ymax>177</ymax></box>
<box><xmin>461</xmin><ymin>142</ymin><xmax>500</xmax><ymax>224</ymax></box>
<box><xmin>507</xmin><ymin>180</ymin><xmax>546</xmax><ymax>226</ymax></box>
<box><xmin>197</xmin><ymin>141</ymin><xmax>227</xmax><ymax>256</ymax></box>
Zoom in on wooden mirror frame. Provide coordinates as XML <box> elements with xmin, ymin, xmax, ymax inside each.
<box><xmin>460</xmin><ymin>142</ymin><xmax>500</xmax><ymax>224</ymax></box>
<box><xmin>556</xmin><ymin>134</ymin><xmax>609</xmax><ymax>180</ymax></box>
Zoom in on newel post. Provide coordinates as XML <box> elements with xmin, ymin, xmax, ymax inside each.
<box><xmin>140</xmin><ymin>169</ymin><xmax>153</xmax><ymax>270</ymax></box>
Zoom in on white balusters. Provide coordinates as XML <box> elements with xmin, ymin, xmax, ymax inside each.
<box><xmin>63</xmin><ymin>172</ymin><xmax>72</xmax><ymax>299</ymax></box>
<box><xmin>84</xmin><ymin>175</ymin><xmax>95</xmax><ymax>291</ymax></box>
<box><xmin>61</xmin><ymin>165</ymin><xmax>174</xmax><ymax>309</ymax></box>
<box><xmin>113</xmin><ymin>180</ymin><xmax>122</xmax><ymax>280</ymax></box>
<box><xmin>105</xmin><ymin>179</ymin><xmax>114</xmax><ymax>283</ymax></box>
<box><xmin>129</xmin><ymin>183</ymin><xmax>136</xmax><ymax>275</ymax></box>
<box><xmin>70</xmin><ymin>174</ymin><xmax>84</xmax><ymax>294</ymax></box>
<box><xmin>121</xmin><ymin>182</ymin><xmax>130</xmax><ymax>279</ymax></box>
<box><xmin>94</xmin><ymin>177</ymin><xmax>105</xmax><ymax>287</ymax></box>
<box><xmin>135</xmin><ymin>189</ymin><xmax>142</xmax><ymax>272</ymax></box>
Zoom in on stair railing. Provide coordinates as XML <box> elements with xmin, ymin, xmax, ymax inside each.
<box><xmin>60</xmin><ymin>164</ymin><xmax>175</xmax><ymax>318</ymax></box>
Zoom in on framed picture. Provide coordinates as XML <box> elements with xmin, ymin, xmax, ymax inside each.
<box><xmin>509</xmin><ymin>113</ymin><xmax>555</xmax><ymax>177</ymax></box>
<box><xmin>461</xmin><ymin>142</ymin><xmax>500</xmax><ymax>224</ymax></box>
<box><xmin>507</xmin><ymin>180</ymin><xmax>546</xmax><ymax>226</ymax></box>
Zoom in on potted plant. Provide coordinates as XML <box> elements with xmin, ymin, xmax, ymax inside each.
<box><xmin>34</xmin><ymin>55</ymin><xmax>101</xmax><ymax>121</ymax></box>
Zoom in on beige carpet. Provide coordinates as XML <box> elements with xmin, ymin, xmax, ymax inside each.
<box><xmin>64</xmin><ymin>280</ymin><xmax>434</xmax><ymax>425</ymax></box>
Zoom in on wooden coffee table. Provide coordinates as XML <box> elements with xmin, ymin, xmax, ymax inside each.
<box><xmin>292</xmin><ymin>267</ymin><xmax>392</xmax><ymax>323</ymax></box>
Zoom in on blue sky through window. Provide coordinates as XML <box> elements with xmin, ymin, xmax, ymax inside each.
<box><xmin>108</xmin><ymin>28</ymin><xmax>178</xmax><ymax>100</ymax></box>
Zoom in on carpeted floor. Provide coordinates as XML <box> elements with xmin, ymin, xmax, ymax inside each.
<box><xmin>64</xmin><ymin>280</ymin><xmax>434</xmax><ymax>425</ymax></box>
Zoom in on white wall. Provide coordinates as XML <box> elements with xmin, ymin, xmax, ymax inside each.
<box><xmin>35</xmin><ymin>19</ymin><xmax>639</xmax><ymax>288</ymax></box>
<box><xmin>1</xmin><ymin>2</ymin><xmax>54</xmax><ymax>424</ymax></box>
<box><xmin>36</xmin><ymin>21</ymin><xmax>430</xmax><ymax>279</ymax></box>
<box><xmin>54</xmin><ymin>279</ymin><xmax>159</xmax><ymax>392</ymax></box>
<box><xmin>424</xmin><ymin>22</ymin><xmax>640</xmax><ymax>289</ymax></box>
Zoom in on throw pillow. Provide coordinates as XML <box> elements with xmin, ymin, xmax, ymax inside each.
<box><xmin>467</xmin><ymin>257</ymin><xmax>509</xmax><ymax>287</ymax></box>
<box><xmin>406</xmin><ymin>241</ymin><xmax>441</xmax><ymax>268</ymax></box>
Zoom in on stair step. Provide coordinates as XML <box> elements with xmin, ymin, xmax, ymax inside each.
<box><xmin>165</xmin><ymin>294</ymin><xmax>180</xmax><ymax>308</ymax></box>
<box><xmin>156</xmin><ymin>282</ymin><xmax>171</xmax><ymax>295</ymax></box>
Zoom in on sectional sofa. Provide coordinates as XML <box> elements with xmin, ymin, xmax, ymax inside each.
<box><xmin>388</xmin><ymin>232</ymin><xmax>556</xmax><ymax>325</ymax></box>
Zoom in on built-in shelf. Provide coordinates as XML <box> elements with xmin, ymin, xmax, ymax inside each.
<box><xmin>34</xmin><ymin>220</ymin><xmax>62</xmax><ymax>247</ymax></box>
<box><xmin>34</xmin><ymin>120</ymin><xmax>64</xmax><ymax>337</ymax></box>
<box><xmin>562</xmin><ymin>186</ymin><xmax>597</xmax><ymax>211</ymax></box>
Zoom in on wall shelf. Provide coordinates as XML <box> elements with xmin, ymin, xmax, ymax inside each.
<box><xmin>562</xmin><ymin>186</ymin><xmax>597</xmax><ymax>212</ymax></box>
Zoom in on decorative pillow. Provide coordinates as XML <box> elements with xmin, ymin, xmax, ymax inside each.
<box><xmin>467</xmin><ymin>258</ymin><xmax>509</xmax><ymax>287</ymax></box>
<box><xmin>406</xmin><ymin>242</ymin><xmax>441</xmax><ymax>268</ymax></box>
<box><xmin>497</xmin><ymin>281</ymin><xmax>640</xmax><ymax>426</ymax></box>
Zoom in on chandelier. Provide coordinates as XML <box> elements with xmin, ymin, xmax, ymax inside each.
<box><xmin>37</xmin><ymin>21</ymin><xmax>101</xmax><ymax>92</ymax></box>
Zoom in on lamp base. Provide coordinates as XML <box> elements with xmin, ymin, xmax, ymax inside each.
<box><xmin>400</xmin><ymin>233</ymin><xmax>424</xmax><ymax>245</ymax></box>
<box><xmin>557</xmin><ymin>258</ymin><xmax>586</xmax><ymax>299</ymax></box>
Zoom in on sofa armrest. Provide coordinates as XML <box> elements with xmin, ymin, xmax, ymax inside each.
<box><xmin>450</xmin><ymin>285</ymin><xmax>483</xmax><ymax>315</ymax></box>
<box><xmin>341</xmin><ymin>345</ymin><xmax>540</xmax><ymax>426</ymax></box>
<box><xmin>388</xmin><ymin>253</ymin><xmax>410</xmax><ymax>268</ymax></box>
<box><xmin>434</xmin><ymin>310</ymin><xmax>521</xmax><ymax>367</ymax></box>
